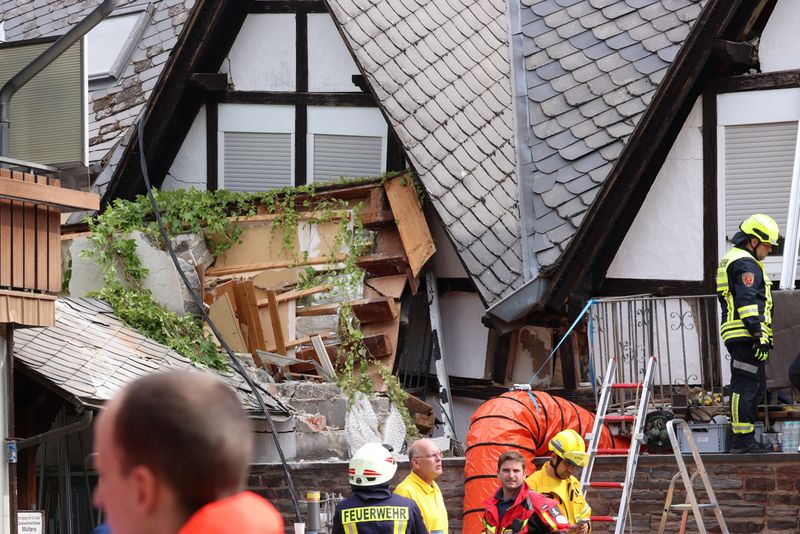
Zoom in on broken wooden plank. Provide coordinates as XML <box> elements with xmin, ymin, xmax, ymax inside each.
<box><xmin>208</xmin><ymin>221</ymin><xmax>296</xmax><ymax>270</ymax></box>
<box><xmin>296</xmin><ymin>297</ymin><xmax>399</xmax><ymax>324</ymax></box>
<box><xmin>207</xmin><ymin>254</ymin><xmax>346</xmax><ymax>277</ymax></box>
<box><xmin>413</xmin><ymin>412</ymin><xmax>436</xmax><ymax>434</ymax></box>
<box><xmin>405</xmin><ymin>394</ymin><xmax>434</xmax><ymax>415</ymax></box>
<box><xmin>233</xmin><ymin>280</ymin><xmax>267</xmax><ymax>358</ymax></box>
<box><xmin>360</xmin><ymin>185</ymin><xmax>394</xmax><ymax>229</ymax></box>
<box><xmin>364</xmin><ymin>274</ymin><xmax>407</xmax><ymax>299</ymax></box>
<box><xmin>384</xmin><ymin>174</ymin><xmax>435</xmax><ymax>277</ymax></box>
<box><xmin>230</xmin><ymin>209</ymin><xmax>348</xmax><ymax>224</ymax></box>
<box><xmin>207</xmin><ymin>280</ymin><xmax>237</xmax><ymax>311</ymax></box>
<box><xmin>294</xmin><ymin>333</ymin><xmax>392</xmax><ymax>361</ymax></box>
<box><xmin>207</xmin><ymin>293</ymin><xmax>248</xmax><ymax>353</ymax></box>
<box><xmin>356</xmin><ymin>251</ymin><xmax>408</xmax><ymax>276</ymax></box>
<box><xmin>265</xmin><ymin>290</ymin><xmax>287</xmax><ymax>354</ymax></box>
<box><xmin>275</xmin><ymin>284</ymin><xmax>333</xmax><ymax>304</ymax></box>
<box><xmin>311</xmin><ymin>334</ymin><xmax>336</xmax><ymax>381</ymax></box>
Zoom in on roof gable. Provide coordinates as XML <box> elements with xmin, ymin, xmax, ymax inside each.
<box><xmin>325</xmin><ymin>0</ymin><xmax>524</xmax><ymax>304</ymax></box>
<box><xmin>515</xmin><ymin>0</ymin><xmax>706</xmax><ymax>269</ymax></box>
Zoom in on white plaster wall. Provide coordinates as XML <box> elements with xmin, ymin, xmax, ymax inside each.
<box><xmin>162</xmin><ymin>106</ymin><xmax>207</xmax><ymax>191</ymax></box>
<box><xmin>760</xmin><ymin>0</ymin><xmax>800</xmax><ymax>72</ymax></box>
<box><xmin>430</xmin><ymin>212</ymin><xmax>469</xmax><ymax>278</ymax></box>
<box><xmin>439</xmin><ymin>292</ymin><xmax>490</xmax><ymax>378</ymax></box>
<box><xmin>606</xmin><ymin>97</ymin><xmax>704</xmax><ymax>280</ymax></box>
<box><xmin>307</xmin><ymin>13</ymin><xmax>360</xmax><ymax>92</ymax></box>
<box><xmin>450</xmin><ymin>396</ymin><xmax>484</xmax><ymax>443</ymax></box>
<box><xmin>509</xmin><ymin>326</ymin><xmax>553</xmax><ymax>387</ymax></box>
<box><xmin>221</xmin><ymin>14</ymin><xmax>295</xmax><ymax>91</ymax></box>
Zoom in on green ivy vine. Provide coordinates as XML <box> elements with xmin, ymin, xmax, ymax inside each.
<box><xmin>81</xmin><ymin>176</ymin><xmax>418</xmax><ymax>434</ymax></box>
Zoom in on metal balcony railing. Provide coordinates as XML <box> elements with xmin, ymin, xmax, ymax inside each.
<box><xmin>588</xmin><ymin>295</ymin><xmax>724</xmax><ymax>408</ymax></box>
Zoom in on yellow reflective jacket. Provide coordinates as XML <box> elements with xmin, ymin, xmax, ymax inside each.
<box><xmin>716</xmin><ymin>246</ymin><xmax>772</xmax><ymax>344</ymax></box>
<box><xmin>525</xmin><ymin>468</ymin><xmax>591</xmax><ymax>527</ymax></box>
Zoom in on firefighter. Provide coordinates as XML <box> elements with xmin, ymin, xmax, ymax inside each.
<box><xmin>525</xmin><ymin>430</ymin><xmax>591</xmax><ymax>533</ymax></box>
<box><xmin>482</xmin><ymin>451</ymin><xmax>571</xmax><ymax>534</ymax></box>
<box><xmin>716</xmin><ymin>213</ymin><xmax>779</xmax><ymax>453</ymax></box>
<box><xmin>331</xmin><ymin>442</ymin><xmax>428</xmax><ymax>534</ymax></box>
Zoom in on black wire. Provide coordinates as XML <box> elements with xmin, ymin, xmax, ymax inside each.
<box><xmin>135</xmin><ymin>117</ymin><xmax>302</xmax><ymax>522</ymax></box>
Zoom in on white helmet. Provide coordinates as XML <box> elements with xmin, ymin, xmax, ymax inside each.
<box><xmin>348</xmin><ymin>443</ymin><xmax>397</xmax><ymax>486</ymax></box>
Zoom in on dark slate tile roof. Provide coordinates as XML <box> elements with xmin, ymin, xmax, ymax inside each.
<box><xmin>325</xmin><ymin>0</ymin><xmax>524</xmax><ymax>304</ymax></box>
<box><xmin>0</xmin><ymin>0</ymin><xmax>194</xmax><ymax>164</ymax></box>
<box><xmin>513</xmin><ymin>0</ymin><xmax>705</xmax><ymax>268</ymax></box>
<box><xmin>13</xmin><ymin>298</ymin><xmax>287</xmax><ymax>412</ymax></box>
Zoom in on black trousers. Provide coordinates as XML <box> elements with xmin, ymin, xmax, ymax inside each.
<box><xmin>727</xmin><ymin>341</ymin><xmax>765</xmax><ymax>440</ymax></box>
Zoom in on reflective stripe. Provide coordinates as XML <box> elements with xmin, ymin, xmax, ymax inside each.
<box><xmin>394</xmin><ymin>519</ymin><xmax>406</xmax><ymax>534</ymax></box>
<box><xmin>482</xmin><ymin>519</ymin><xmax>495</xmax><ymax>533</ymax></box>
<box><xmin>737</xmin><ymin>304</ymin><xmax>759</xmax><ymax>318</ymax></box>
<box><xmin>732</xmin><ymin>422</ymin><xmax>754</xmax><ymax>434</ymax></box>
<box><xmin>344</xmin><ymin>522</ymin><xmax>358</xmax><ymax>534</ymax></box>
<box><xmin>732</xmin><ymin>359</ymin><xmax>759</xmax><ymax>374</ymax></box>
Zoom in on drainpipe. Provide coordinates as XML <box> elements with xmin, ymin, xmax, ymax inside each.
<box><xmin>16</xmin><ymin>410</ymin><xmax>93</xmax><ymax>452</ymax></box>
<box><xmin>0</xmin><ymin>0</ymin><xmax>120</xmax><ymax>157</ymax></box>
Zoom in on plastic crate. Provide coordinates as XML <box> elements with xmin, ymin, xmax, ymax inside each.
<box><xmin>676</xmin><ymin>423</ymin><xmax>730</xmax><ymax>454</ymax></box>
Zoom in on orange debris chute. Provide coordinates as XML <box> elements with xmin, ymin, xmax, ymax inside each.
<box><xmin>463</xmin><ymin>390</ymin><xmax>625</xmax><ymax>533</ymax></box>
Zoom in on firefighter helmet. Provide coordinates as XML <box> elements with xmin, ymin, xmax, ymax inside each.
<box><xmin>348</xmin><ymin>443</ymin><xmax>397</xmax><ymax>486</ymax></box>
<box><xmin>740</xmin><ymin>214</ymin><xmax>779</xmax><ymax>246</ymax></box>
<box><xmin>549</xmin><ymin>429</ymin><xmax>589</xmax><ymax>467</ymax></box>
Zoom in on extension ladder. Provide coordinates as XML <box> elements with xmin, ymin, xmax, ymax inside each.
<box><xmin>656</xmin><ymin>419</ymin><xmax>729</xmax><ymax>534</ymax></box>
<box><xmin>579</xmin><ymin>355</ymin><xmax>657</xmax><ymax>534</ymax></box>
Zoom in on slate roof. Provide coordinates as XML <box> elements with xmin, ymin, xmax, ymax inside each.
<box><xmin>325</xmin><ymin>0</ymin><xmax>525</xmax><ymax>304</ymax></box>
<box><xmin>513</xmin><ymin>0</ymin><xmax>706</xmax><ymax>268</ymax></box>
<box><xmin>13</xmin><ymin>297</ymin><xmax>287</xmax><ymax>412</ymax></box>
<box><xmin>0</xmin><ymin>0</ymin><xmax>194</xmax><ymax>164</ymax></box>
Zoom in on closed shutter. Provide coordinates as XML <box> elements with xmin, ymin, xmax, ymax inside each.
<box><xmin>724</xmin><ymin>122</ymin><xmax>798</xmax><ymax>241</ymax></box>
<box><xmin>222</xmin><ymin>132</ymin><xmax>292</xmax><ymax>192</ymax></box>
<box><xmin>313</xmin><ymin>134</ymin><xmax>382</xmax><ymax>182</ymax></box>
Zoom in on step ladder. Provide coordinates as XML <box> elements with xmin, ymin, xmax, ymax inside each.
<box><xmin>656</xmin><ymin>419</ymin><xmax>728</xmax><ymax>534</ymax></box>
<box><xmin>579</xmin><ymin>355</ymin><xmax>657</xmax><ymax>533</ymax></box>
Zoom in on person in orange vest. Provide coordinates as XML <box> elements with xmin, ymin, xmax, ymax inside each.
<box><xmin>92</xmin><ymin>371</ymin><xmax>283</xmax><ymax>534</ymax></box>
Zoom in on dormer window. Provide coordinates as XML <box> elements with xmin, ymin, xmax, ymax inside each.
<box><xmin>86</xmin><ymin>5</ymin><xmax>153</xmax><ymax>84</ymax></box>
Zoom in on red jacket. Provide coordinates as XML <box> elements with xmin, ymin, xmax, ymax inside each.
<box><xmin>178</xmin><ymin>491</ymin><xmax>283</xmax><ymax>534</ymax></box>
<box><xmin>482</xmin><ymin>484</ymin><xmax>570</xmax><ymax>534</ymax></box>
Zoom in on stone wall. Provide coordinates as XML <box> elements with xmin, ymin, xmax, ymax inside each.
<box><xmin>249</xmin><ymin>453</ymin><xmax>800</xmax><ymax>533</ymax></box>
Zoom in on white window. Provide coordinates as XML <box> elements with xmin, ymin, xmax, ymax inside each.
<box><xmin>718</xmin><ymin>88</ymin><xmax>800</xmax><ymax>286</ymax></box>
<box><xmin>307</xmin><ymin>107</ymin><xmax>387</xmax><ymax>182</ymax></box>
<box><xmin>218</xmin><ymin>104</ymin><xmax>295</xmax><ymax>191</ymax></box>
<box><xmin>86</xmin><ymin>6</ymin><xmax>153</xmax><ymax>82</ymax></box>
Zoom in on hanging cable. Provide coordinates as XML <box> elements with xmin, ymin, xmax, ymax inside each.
<box><xmin>135</xmin><ymin>116</ymin><xmax>302</xmax><ymax>521</ymax></box>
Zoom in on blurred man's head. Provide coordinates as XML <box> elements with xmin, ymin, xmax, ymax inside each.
<box><xmin>92</xmin><ymin>371</ymin><xmax>253</xmax><ymax>534</ymax></box>
<box><xmin>496</xmin><ymin>451</ymin><xmax>526</xmax><ymax>500</ymax></box>
<box><xmin>408</xmin><ymin>439</ymin><xmax>443</xmax><ymax>484</ymax></box>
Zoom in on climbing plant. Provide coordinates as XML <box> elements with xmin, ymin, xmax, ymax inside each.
<box><xmin>82</xmin><ymin>175</ymin><xmax>418</xmax><ymax>433</ymax></box>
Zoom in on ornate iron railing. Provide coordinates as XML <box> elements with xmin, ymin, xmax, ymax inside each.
<box><xmin>588</xmin><ymin>294</ymin><xmax>724</xmax><ymax>408</ymax></box>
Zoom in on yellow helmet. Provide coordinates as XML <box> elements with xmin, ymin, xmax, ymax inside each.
<box><xmin>740</xmin><ymin>214</ymin><xmax>779</xmax><ymax>246</ymax></box>
<box><xmin>549</xmin><ymin>429</ymin><xmax>589</xmax><ymax>467</ymax></box>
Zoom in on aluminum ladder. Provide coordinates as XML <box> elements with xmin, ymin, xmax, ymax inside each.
<box><xmin>579</xmin><ymin>355</ymin><xmax>657</xmax><ymax>534</ymax></box>
<box><xmin>656</xmin><ymin>419</ymin><xmax>729</xmax><ymax>534</ymax></box>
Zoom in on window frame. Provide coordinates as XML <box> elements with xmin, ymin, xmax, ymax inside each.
<box><xmin>217</xmin><ymin>104</ymin><xmax>296</xmax><ymax>190</ymax></box>
<box><xmin>86</xmin><ymin>5</ymin><xmax>154</xmax><ymax>83</ymax></box>
<box><xmin>717</xmin><ymin>88</ymin><xmax>800</xmax><ymax>287</ymax></box>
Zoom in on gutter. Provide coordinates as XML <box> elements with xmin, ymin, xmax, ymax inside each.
<box><xmin>0</xmin><ymin>0</ymin><xmax>120</xmax><ymax>157</ymax></box>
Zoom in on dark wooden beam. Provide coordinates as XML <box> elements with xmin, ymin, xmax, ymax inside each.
<box><xmin>102</xmin><ymin>0</ymin><xmax>252</xmax><ymax>205</ymax></box>
<box><xmin>190</xmin><ymin>72</ymin><xmax>228</xmax><ymax>92</ymax></box>
<box><xmin>707</xmin><ymin>69</ymin><xmax>800</xmax><ymax>94</ymax></box>
<box><xmin>597</xmin><ymin>279</ymin><xmax>706</xmax><ymax>297</ymax></box>
<box><xmin>220</xmin><ymin>91</ymin><xmax>376</xmax><ymax>106</ymax></box>
<box><xmin>542</xmin><ymin>0</ymin><xmax>743</xmax><ymax>311</ymax></box>
<box><xmin>206</xmin><ymin>98</ymin><xmax>219</xmax><ymax>190</ymax></box>
<box><xmin>711</xmin><ymin>39</ymin><xmax>758</xmax><ymax>67</ymax></box>
<box><xmin>250</xmin><ymin>0</ymin><xmax>326</xmax><ymax>13</ymax></box>
<box><xmin>702</xmin><ymin>91</ymin><xmax>718</xmax><ymax>293</ymax></box>
<box><xmin>295</xmin><ymin>12</ymin><xmax>308</xmax><ymax>186</ymax></box>
<box><xmin>386</xmin><ymin>126</ymin><xmax>405</xmax><ymax>172</ymax></box>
